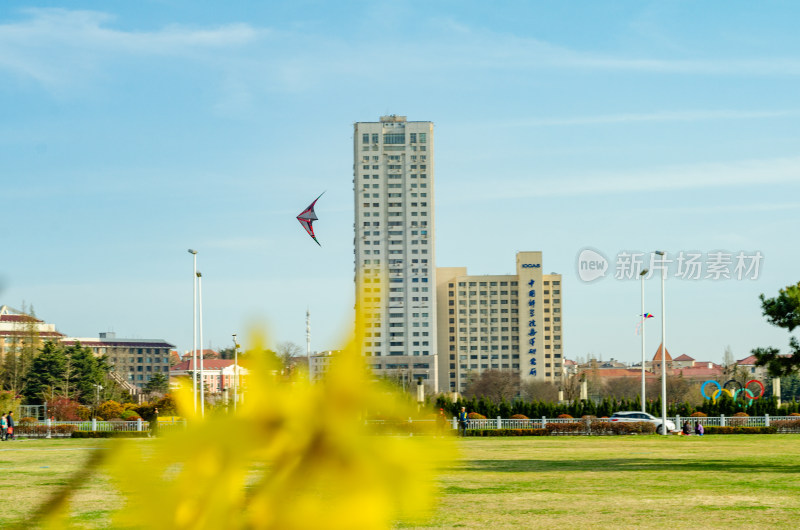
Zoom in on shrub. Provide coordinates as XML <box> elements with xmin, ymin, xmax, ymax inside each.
<box><xmin>466</xmin><ymin>429</ymin><xmax>548</xmax><ymax>437</ymax></box>
<box><xmin>19</xmin><ymin>417</ymin><xmax>37</xmax><ymax>424</ymax></box>
<box><xmin>121</xmin><ymin>410</ymin><xmax>142</xmax><ymax>421</ymax></box>
<box><xmin>789</xmin><ymin>413</ymin><xmax>800</xmax><ymax>417</ymax></box>
<box><xmin>48</xmin><ymin>397</ymin><xmax>84</xmax><ymax>421</ymax></box>
<box><xmin>467</xmin><ymin>412</ymin><xmax>486</xmax><ymax>420</ymax></box>
<box><xmin>97</xmin><ymin>401</ymin><xmax>125</xmax><ymax>421</ymax></box>
<box><xmin>546</xmin><ymin>422</ymin><xmax>584</xmax><ymax>435</ymax></box>
<box><xmin>690</xmin><ymin>412</ymin><xmax>707</xmax><ymax>417</ymax></box>
<box><xmin>556</xmin><ymin>414</ymin><xmax>573</xmax><ymax>419</ymax></box>
<box><xmin>732</xmin><ymin>412</ymin><xmax>749</xmax><ymax>417</ymax></box>
<box><xmin>772</xmin><ymin>419</ymin><xmax>800</xmax><ymax>433</ymax></box>
<box><xmin>590</xmin><ymin>421</ymin><xmax>656</xmax><ymax>435</ymax></box>
<box><xmin>704</xmin><ymin>426</ymin><xmax>776</xmax><ymax>435</ymax></box>
<box><xmin>510</xmin><ymin>414</ymin><xmax>529</xmax><ymax>420</ymax></box>
<box><xmin>71</xmin><ymin>431</ymin><xmax>150</xmax><ymax>439</ymax></box>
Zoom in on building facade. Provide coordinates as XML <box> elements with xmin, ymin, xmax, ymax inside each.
<box><xmin>353</xmin><ymin>115</ymin><xmax>438</xmax><ymax>390</ymax></box>
<box><xmin>62</xmin><ymin>332</ymin><xmax>174</xmax><ymax>390</ymax></box>
<box><xmin>436</xmin><ymin>251</ymin><xmax>564</xmax><ymax>393</ymax></box>
<box><xmin>170</xmin><ymin>358</ymin><xmax>248</xmax><ymax>394</ymax></box>
<box><xmin>0</xmin><ymin>305</ymin><xmax>64</xmax><ymax>358</ymax></box>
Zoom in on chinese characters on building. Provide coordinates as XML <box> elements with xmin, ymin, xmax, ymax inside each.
<box><xmin>528</xmin><ymin>279</ymin><xmax>537</xmax><ymax>377</ymax></box>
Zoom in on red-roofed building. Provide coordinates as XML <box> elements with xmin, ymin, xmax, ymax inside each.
<box><xmin>181</xmin><ymin>349</ymin><xmax>218</xmax><ymax>361</ymax></box>
<box><xmin>0</xmin><ymin>305</ymin><xmax>64</xmax><ymax>358</ymax></box>
<box><xmin>736</xmin><ymin>355</ymin><xmax>770</xmax><ymax>380</ymax></box>
<box><xmin>672</xmin><ymin>354</ymin><xmax>695</xmax><ymax>369</ymax></box>
<box><xmin>650</xmin><ymin>344</ymin><xmax>672</xmax><ymax>372</ymax></box>
<box><xmin>171</xmin><ymin>359</ymin><xmax>248</xmax><ymax>393</ymax></box>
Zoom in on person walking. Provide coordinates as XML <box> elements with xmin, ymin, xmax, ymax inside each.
<box><xmin>5</xmin><ymin>411</ymin><xmax>14</xmax><ymax>441</ymax></box>
<box><xmin>436</xmin><ymin>408</ymin><xmax>448</xmax><ymax>437</ymax></box>
<box><xmin>0</xmin><ymin>414</ymin><xmax>6</xmax><ymax>441</ymax></box>
<box><xmin>457</xmin><ymin>407</ymin><xmax>469</xmax><ymax>437</ymax></box>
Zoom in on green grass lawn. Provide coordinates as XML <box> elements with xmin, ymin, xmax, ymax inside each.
<box><xmin>0</xmin><ymin>438</ymin><xmax>118</xmax><ymax>528</ymax></box>
<box><xmin>421</xmin><ymin>435</ymin><xmax>800</xmax><ymax>528</ymax></box>
<box><xmin>2</xmin><ymin>435</ymin><xmax>799</xmax><ymax>528</ymax></box>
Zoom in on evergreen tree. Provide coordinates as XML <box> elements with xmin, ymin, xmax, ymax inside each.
<box><xmin>143</xmin><ymin>373</ymin><xmax>169</xmax><ymax>396</ymax></box>
<box><xmin>21</xmin><ymin>341</ymin><xmax>66</xmax><ymax>404</ymax></box>
<box><xmin>65</xmin><ymin>343</ymin><xmax>111</xmax><ymax>405</ymax></box>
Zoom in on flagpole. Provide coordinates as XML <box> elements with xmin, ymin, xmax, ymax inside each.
<box><xmin>639</xmin><ymin>269</ymin><xmax>648</xmax><ymax>413</ymax></box>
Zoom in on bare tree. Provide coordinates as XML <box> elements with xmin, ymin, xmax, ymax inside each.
<box><xmin>463</xmin><ymin>370</ymin><xmax>519</xmax><ymax>402</ymax></box>
<box><xmin>561</xmin><ymin>373</ymin><xmax>582</xmax><ymax>402</ymax></box>
<box><xmin>722</xmin><ymin>345</ymin><xmax>734</xmax><ymax>369</ymax></box>
<box><xmin>275</xmin><ymin>341</ymin><xmax>303</xmax><ymax>374</ymax></box>
<box><xmin>520</xmin><ymin>381</ymin><xmax>559</xmax><ymax>402</ymax></box>
<box><xmin>603</xmin><ymin>377</ymin><xmax>641</xmax><ymax>400</ymax></box>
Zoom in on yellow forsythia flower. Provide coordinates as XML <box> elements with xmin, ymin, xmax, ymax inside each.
<box><xmin>33</xmin><ymin>309</ymin><xmax>453</xmax><ymax>529</ymax></box>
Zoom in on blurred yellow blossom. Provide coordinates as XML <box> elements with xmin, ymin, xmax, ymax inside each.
<box><xmin>30</xmin><ymin>306</ymin><xmax>453</xmax><ymax>529</ymax></box>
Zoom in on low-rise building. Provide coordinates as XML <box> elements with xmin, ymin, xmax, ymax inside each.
<box><xmin>170</xmin><ymin>359</ymin><xmax>248</xmax><ymax>393</ymax></box>
<box><xmin>0</xmin><ymin>305</ymin><xmax>64</xmax><ymax>358</ymax></box>
<box><xmin>61</xmin><ymin>332</ymin><xmax>174</xmax><ymax>390</ymax></box>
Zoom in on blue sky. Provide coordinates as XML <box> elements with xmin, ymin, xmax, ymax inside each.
<box><xmin>2</xmin><ymin>1</ymin><xmax>798</xmax><ymax>364</ymax></box>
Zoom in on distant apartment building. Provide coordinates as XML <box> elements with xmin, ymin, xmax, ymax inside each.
<box><xmin>0</xmin><ymin>305</ymin><xmax>64</xmax><ymax>357</ymax></box>
<box><xmin>309</xmin><ymin>350</ymin><xmax>339</xmax><ymax>382</ymax></box>
<box><xmin>353</xmin><ymin>115</ymin><xmax>438</xmax><ymax>390</ymax></box>
<box><xmin>436</xmin><ymin>251</ymin><xmax>564</xmax><ymax>393</ymax></box>
<box><xmin>61</xmin><ymin>332</ymin><xmax>174</xmax><ymax>389</ymax></box>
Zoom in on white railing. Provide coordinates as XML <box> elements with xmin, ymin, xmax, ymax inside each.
<box><xmin>15</xmin><ymin>419</ymin><xmax>150</xmax><ymax>437</ymax></box>
<box><xmin>444</xmin><ymin>415</ymin><xmax>800</xmax><ymax>431</ymax></box>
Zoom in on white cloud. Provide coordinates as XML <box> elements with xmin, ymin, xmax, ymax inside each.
<box><xmin>489</xmin><ymin>109</ymin><xmax>800</xmax><ymax>128</ymax></box>
<box><xmin>444</xmin><ymin>156</ymin><xmax>800</xmax><ymax>202</ymax></box>
<box><xmin>0</xmin><ymin>8</ymin><xmax>261</xmax><ymax>88</ymax></box>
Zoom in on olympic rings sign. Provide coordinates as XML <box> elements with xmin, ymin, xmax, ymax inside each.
<box><xmin>701</xmin><ymin>379</ymin><xmax>764</xmax><ymax>407</ymax></box>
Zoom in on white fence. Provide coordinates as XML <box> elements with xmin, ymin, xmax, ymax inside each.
<box><xmin>447</xmin><ymin>415</ymin><xmax>800</xmax><ymax>430</ymax></box>
<box><xmin>14</xmin><ymin>419</ymin><xmax>149</xmax><ymax>438</ymax></box>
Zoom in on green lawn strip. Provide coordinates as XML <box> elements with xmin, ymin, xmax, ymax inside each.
<box><xmin>414</xmin><ymin>435</ymin><xmax>800</xmax><ymax>529</ymax></box>
<box><xmin>0</xmin><ymin>439</ymin><xmax>120</xmax><ymax>528</ymax></box>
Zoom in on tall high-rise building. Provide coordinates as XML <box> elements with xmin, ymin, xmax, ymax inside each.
<box><xmin>436</xmin><ymin>252</ymin><xmax>564</xmax><ymax>393</ymax></box>
<box><xmin>353</xmin><ymin>115</ymin><xmax>438</xmax><ymax>391</ymax></box>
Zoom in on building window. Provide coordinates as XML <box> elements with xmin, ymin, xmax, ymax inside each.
<box><xmin>383</xmin><ymin>133</ymin><xmax>405</xmax><ymax>144</ymax></box>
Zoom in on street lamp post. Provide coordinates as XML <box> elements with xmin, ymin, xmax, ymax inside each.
<box><xmin>188</xmin><ymin>249</ymin><xmax>198</xmax><ymax>413</ymax></box>
<box><xmin>197</xmin><ymin>271</ymin><xmax>205</xmax><ymax>417</ymax></box>
<box><xmin>639</xmin><ymin>268</ymin><xmax>649</xmax><ymax>413</ymax></box>
<box><xmin>655</xmin><ymin>251</ymin><xmax>667</xmax><ymax>435</ymax></box>
<box><xmin>232</xmin><ymin>333</ymin><xmax>239</xmax><ymax>413</ymax></box>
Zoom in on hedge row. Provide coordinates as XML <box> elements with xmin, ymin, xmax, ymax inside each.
<box><xmin>545</xmin><ymin>421</ymin><xmax>656</xmax><ymax>435</ymax></box>
<box><xmin>14</xmin><ymin>424</ymin><xmax>78</xmax><ymax>437</ymax></box>
<box><xmin>466</xmin><ymin>429</ymin><xmax>549</xmax><ymax>437</ymax></box>
<box><xmin>703</xmin><ymin>426</ymin><xmax>777</xmax><ymax>435</ymax></box>
<box><xmin>71</xmin><ymin>431</ymin><xmax>150</xmax><ymax>439</ymax></box>
<box><xmin>771</xmin><ymin>419</ymin><xmax>800</xmax><ymax>433</ymax></box>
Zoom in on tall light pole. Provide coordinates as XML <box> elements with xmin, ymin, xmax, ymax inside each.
<box><xmin>232</xmin><ymin>333</ymin><xmax>239</xmax><ymax>412</ymax></box>
<box><xmin>197</xmin><ymin>271</ymin><xmax>205</xmax><ymax>417</ymax></box>
<box><xmin>639</xmin><ymin>268</ymin><xmax>649</xmax><ymax>413</ymax></box>
<box><xmin>655</xmin><ymin>251</ymin><xmax>667</xmax><ymax>435</ymax></box>
<box><xmin>188</xmin><ymin>249</ymin><xmax>198</xmax><ymax>413</ymax></box>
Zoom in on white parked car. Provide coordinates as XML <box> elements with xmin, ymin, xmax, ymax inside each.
<box><xmin>610</xmin><ymin>411</ymin><xmax>676</xmax><ymax>434</ymax></box>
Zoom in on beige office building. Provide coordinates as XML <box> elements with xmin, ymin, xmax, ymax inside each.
<box><xmin>436</xmin><ymin>251</ymin><xmax>563</xmax><ymax>393</ymax></box>
<box><xmin>353</xmin><ymin>115</ymin><xmax>438</xmax><ymax>390</ymax></box>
